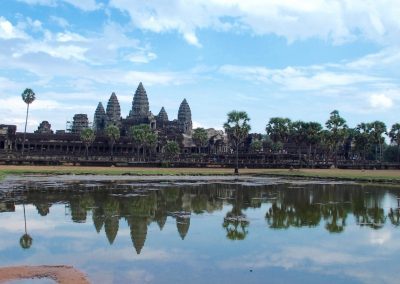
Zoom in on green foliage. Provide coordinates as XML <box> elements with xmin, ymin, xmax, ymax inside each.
<box><xmin>250</xmin><ymin>139</ymin><xmax>263</xmax><ymax>152</ymax></box>
<box><xmin>164</xmin><ymin>141</ymin><xmax>180</xmax><ymax>159</ymax></box>
<box><xmin>266</xmin><ymin>117</ymin><xmax>291</xmax><ymax>144</ymax></box>
<box><xmin>130</xmin><ymin>124</ymin><xmax>158</xmax><ymax>158</ymax></box>
<box><xmin>80</xmin><ymin>128</ymin><xmax>96</xmax><ymax>158</ymax></box>
<box><xmin>305</xmin><ymin>122</ymin><xmax>323</xmax><ymax>146</ymax></box>
<box><xmin>192</xmin><ymin>127</ymin><xmax>208</xmax><ymax>149</ymax></box>
<box><xmin>21</xmin><ymin>88</ymin><xmax>36</xmax><ymax>154</ymax></box>
<box><xmin>223</xmin><ymin>110</ymin><xmax>251</xmax><ymax>147</ymax></box>
<box><xmin>389</xmin><ymin>123</ymin><xmax>400</xmax><ymax>145</ymax></box>
<box><xmin>21</xmin><ymin>88</ymin><xmax>36</xmax><ymax>105</ymax></box>
<box><xmin>80</xmin><ymin>128</ymin><xmax>96</xmax><ymax>145</ymax></box>
<box><xmin>353</xmin><ymin>123</ymin><xmax>371</xmax><ymax>160</ymax></box>
<box><xmin>224</xmin><ymin>110</ymin><xmax>251</xmax><ymax>174</ymax></box>
<box><xmin>384</xmin><ymin>145</ymin><xmax>399</xmax><ymax>162</ymax></box>
<box><xmin>105</xmin><ymin>124</ymin><xmax>120</xmax><ymax>143</ymax></box>
<box><xmin>105</xmin><ymin>124</ymin><xmax>120</xmax><ymax>156</ymax></box>
<box><xmin>290</xmin><ymin>120</ymin><xmax>308</xmax><ymax>145</ymax></box>
<box><xmin>325</xmin><ymin>110</ymin><xmax>348</xmax><ymax>143</ymax></box>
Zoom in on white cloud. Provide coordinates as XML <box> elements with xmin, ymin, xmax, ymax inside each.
<box><xmin>0</xmin><ymin>17</ymin><xmax>28</xmax><ymax>40</ymax></box>
<box><xmin>183</xmin><ymin>32</ymin><xmax>202</xmax><ymax>47</ymax></box>
<box><xmin>63</xmin><ymin>0</ymin><xmax>101</xmax><ymax>11</ymax></box>
<box><xmin>368</xmin><ymin>93</ymin><xmax>394</xmax><ymax>110</ymax></box>
<box><xmin>13</xmin><ymin>42</ymin><xmax>89</xmax><ymax>61</ymax></box>
<box><xmin>18</xmin><ymin>0</ymin><xmax>101</xmax><ymax>11</ymax></box>
<box><xmin>220</xmin><ymin>64</ymin><xmax>384</xmax><ymax>92</ymax></box>
<box><xmin>49</xmin><ymin>16</ymin><xmax>70</xmax><ymax>28</ymax></box>
<box><xmin>126</xmin><ymin>52</ymin><xmax>157</xmax><ymax>64</ymax></box>
<box><xmin>56</xmin><ymin>31</ymin><xmax>88</xmax><ymax>43</ymax></box>
<box><xmin>123</xmin><ymin>71</ymin><xmax>189</xmax><ymax>86</ymax></box>
<box><xmin>109</xmin><ymin>0</ymin><xmax>400</xmax><ymax>46</ymax></box>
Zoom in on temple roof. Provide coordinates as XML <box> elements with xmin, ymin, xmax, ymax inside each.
<box><xmin>131</xmin><ymin>82</ymin><xmax>150</xmax><ymax>118</ymax></box>
<box><xmin>157</xmin><ymin>107</ymin><xmax>168</xmax><ymax>121</ymax></box>
<box><xmin>178</xmin><ymin>99</ymin><xmax>191</xmax><ymax>122</ymax></box>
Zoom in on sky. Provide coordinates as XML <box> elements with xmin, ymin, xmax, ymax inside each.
<box><xmin>1</xmin><ymin>0</ymin><xmax>400</xmax><ymax>133</ymax></box>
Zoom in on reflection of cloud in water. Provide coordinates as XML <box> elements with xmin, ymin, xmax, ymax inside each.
<box><xmin>217</xmin><ymin>246</ymin><xmax>398</xmax><ymax>283</ymax></box>
<box><xmin>219</xmin><ymin>247</ymin><xmax>371</xmax><ymax>270</ymax></box>
<box><xmin>126</xmin><ymin>269</ymin><xmax>154</xmax><ymax>284</ymax></box>
<box><xmin>368</xmin><ymin>229</ymin><xmax>391</xmax><ymax>245</ymax></box>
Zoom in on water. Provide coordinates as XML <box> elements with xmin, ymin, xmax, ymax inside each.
<box><xmin>0</xmin><ymin>176</ymin><xmax>400</xmax><ymax>284</ymax></box>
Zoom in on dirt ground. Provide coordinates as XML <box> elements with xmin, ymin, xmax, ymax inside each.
<box><xmin>0</xmin><ymin>265</ymin><xmax>89</xmax><ymax>284</ymax></box>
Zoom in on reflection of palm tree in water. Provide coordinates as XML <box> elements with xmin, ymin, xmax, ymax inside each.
<box><xmin>388</xmin><ymin>208</ymin><xmax>400</xmax><ymax>226</ymax></box>
<box><xmin>223</xmin><ymin>187</ymin><xmax>249</xmax><ymax>240</ymax></box>
<box><xmin>20</xmin><ymin>203</ymin><xmax>32</xmax><ymax>249</ymax></box>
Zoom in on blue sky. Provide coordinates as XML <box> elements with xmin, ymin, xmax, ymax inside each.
<box><xmin>1</xmin><ymin>0</ymin><xmax>400</xmax><ymax>133</ymax></box>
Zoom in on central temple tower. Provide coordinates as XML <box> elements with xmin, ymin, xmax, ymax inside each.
<box><xmin>129</xmin><ymin>82</ymin><xmax>150</xmax><ymax>119</ymax></box>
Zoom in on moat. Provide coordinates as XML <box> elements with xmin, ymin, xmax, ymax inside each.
<box><xmin>1</xmin><ymin>176</ymin><xmax>399</xmax><ymax>283</ymax></box>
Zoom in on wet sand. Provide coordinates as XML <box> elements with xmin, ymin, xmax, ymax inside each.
<box><xmin>0</xmin><ymin>265</ymin><xmax>90</xmax><ymax>284</ymax></box>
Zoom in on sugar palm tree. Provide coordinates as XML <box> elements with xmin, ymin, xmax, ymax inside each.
<box><xmin>80</xmin><ymin>128</ymin><xmax>96</xmax><ymax>159</ymax></box>
<box><xmin>105</xmin><ymin>124</ymin><xmax>120</xmax><ymax>158</ymax></box>
<box><xmin>224</xmin><ymin>111</ymin><xmax>251</xmax><ymax>175</ymax></box>
<box><xmin>370</xmin><ymin>121</ymin><xmax>387</xmax><ymax>162</ymax></box>
<box><xmin>325</xmin><ymin>110</ymin><xmax>348</xmax><ymax>167</ymax></box>
<box><xmin>389</xmin><ymin>123</ymin><xmax>400</xmax><ymax>162</ymax></box>
<box><xmin>21</xmin><ymin>88</ymin><xmax>36</xmax><ymax>154</ymax></box>
<box><xmin>192</xmin><ymin>127</ymin><xmax>208</xmax><ymax>153</ymax></box>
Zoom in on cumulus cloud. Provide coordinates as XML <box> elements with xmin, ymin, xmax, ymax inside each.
<box><xmin>0</xmin><ymin>17</ymin><xmax>28</xmax><ymax>39</ymax></box>
<box><xmin>368</xmin><ymin>93</ymin><xmax>394</xmax><ymax>109</ymax></box>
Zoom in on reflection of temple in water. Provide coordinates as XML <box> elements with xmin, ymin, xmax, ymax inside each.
<box><xmin>2</xmin><ymin>182</ymin><xmax>400</xmax><ymax>254</ymax></box>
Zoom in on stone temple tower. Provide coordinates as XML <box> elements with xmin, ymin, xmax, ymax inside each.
<box><xmin>93</xmin><ymin>102</ymin><xmax>106</xmax><ymax>132</ymax></box>
<box><xmin>178</xmin><ymin>99</ymin><xmax>192</xmax><ymax>134</ymax></box>
<box><xmin>156</xmin><ymin>107</ymin><xmax>169</xmax><ymax>128</ymax></box>
<box><xmin>130</xmin><ymin>82</ymin><xmax>150</xmax><ymax>119</ymax></box>
<box><xmin>106</xmin><ymin>92</ymin><xmax>121</xmax><ymax>126</ymax></box>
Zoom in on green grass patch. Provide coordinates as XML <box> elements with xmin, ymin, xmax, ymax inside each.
<box><xmin>0</xmin><ymin>166</ymin><xmax>399</xmax><ymax>184</ymax></box>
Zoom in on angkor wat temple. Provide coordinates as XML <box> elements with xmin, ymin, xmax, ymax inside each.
<box><xmin>0</xmin><ymin>82</ymin><xmax>229</xmax><ymax>165</ymax></box>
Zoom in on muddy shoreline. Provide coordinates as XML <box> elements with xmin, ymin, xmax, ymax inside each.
<box><xmin>0</xmin><ymin>265</ymin><xmax>89</xmax><ymax>283</ymax></box>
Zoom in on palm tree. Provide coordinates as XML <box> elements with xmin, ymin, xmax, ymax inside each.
<box><xmin>266</xmin><ymin>117</ymin><xmax>291</xmax><ymax>163</ymax></box>
<box><xmin>290</xmin><ymin>120</ymin><xmax>308</xmax><ymax>167</ymax></box>
<box><xmin>192</xmin><ymin>127</ymin><xmax>208</xmax><ymax>153</ymax></box>
<box><xmin>304</xmin><ymin>122</ymin><xmax>322</xmax><ymax>166</ymax></box>
<box><xmin>80</xmin><ymin>128</ymin><xmax>96</xmax><ymax>159</ymax></box>
<box><xmin>370</xmin><ymin>121</ymin><xmax>387</xmax><ymax>162</ymax></box>
<box><xmin>105</xmin><ymin>124</ymin><xmax>120</xmax><ymax>159</ymax></box>
<box><xmin>325</xmin><ymin>110</ymin><xmax>348</xmax><ymax>167</ymax></box>
<box><xmin>389</xmin><ymin>123</ymin><xmax>400</xmax><ymax>162</ymax></box>
<box><xmin>130</xmin><ymin>124</ymin><xmax>157</xmax><ymax>160</ymax></box>
<box><xmin>130</xmin><ymin>124</ymin><xmax>147</xmax><ymax>159</ymax></box>
<box><xmin>354</xmin><ymin>123</ymin><xmax>372</xmax><ymax>164</ymax></box>
<box><xmin>146</xmin><ymin>131</ymin><xmax>158</xmax><ymax>160</ymax></box>
<box><xmin>223</xmin><ymin>111</ymin><xmax>251</xmax><ymax>175</ymax></box>
<box><xmin>20</xmin><ymin>203</ymin><xmax>32</xmax><ymax>249</ymax></box>
<box><xmin>21</xmin><ymin>88</ymin><xmax>36</xmax><ymax>154</ymax></box>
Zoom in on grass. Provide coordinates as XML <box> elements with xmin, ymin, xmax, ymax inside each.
<box><xmin>0</xmin><ymin>165</ymin><xmax>399</xmax><ymax>183</ymax></box>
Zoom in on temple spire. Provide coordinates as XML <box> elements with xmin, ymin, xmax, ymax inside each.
<box><xmin>130</xmin><ymin>82</ymin><xmax>150</xmax><ymax>118</ymax></box>
<box><xmin>93</xmin><ymin>102</ymin><xmax>106</xmax><ymax>132</ymax></box>
<box><xmin>106</xmin><ymin>92</ymin><xmax>121</xmax><ymax>126</ymax></box>
<box><xmin>178</xmin><ymin>99</ymin><xmax>192</xmax><ymax>134</ymax></box>
<box><xmin>157</xmin><ymin>107</ymin><xmax>168</xmax><ymax>121</ymax></box>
